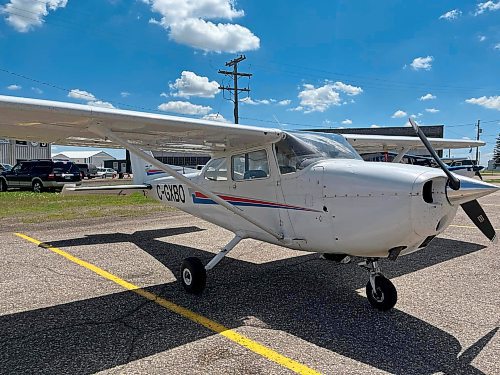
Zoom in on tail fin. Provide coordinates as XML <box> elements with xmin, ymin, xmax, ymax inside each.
<box><xmin>130</xmin><ymin>150</ymin><xmax>168</xmax><ymax>184</ymax></box>
<box><xmin>130</xmin><ymin>150</ymin><xmax>201</xmax><ymax>184</ymax></box>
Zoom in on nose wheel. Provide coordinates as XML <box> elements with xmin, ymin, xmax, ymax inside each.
<box><xmin>359</xmin><ymin>259</ymin><xmax>397</xmax><ymax>311</ymax></box>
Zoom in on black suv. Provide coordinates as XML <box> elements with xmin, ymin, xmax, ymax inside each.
<box><xmin>75</xmin><ymin>163</ymin><xmax>98</xmax><ymax>179</ymax></box>
<box><xmin>0</xmin><ymin>159</ymin><xmax>81</xmax><ymax>193</ymax></box>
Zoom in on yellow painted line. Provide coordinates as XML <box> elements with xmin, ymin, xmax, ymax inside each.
<box><xmin>449</xmin><ymin>224</ymin><xmax>499</xmax><ymax>231</ymax></box>
<box><xmin>14</xmin><ymin>232</ymin><xmax>320</xmax><ymax>375</ymax></box>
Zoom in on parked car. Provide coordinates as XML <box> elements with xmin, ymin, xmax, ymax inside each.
<box><xmin>0</xmin><ymin>159</ymin><xmax>81</xmax><ymax>192</ymax></box>
<box><xmin>75</xmin><ymin>163</ymin><xmax>98</xmax><ymax>179</ymax></box>
<box><xmin>0</xmin><ymin>163</ymin><xmax>13</xmax><ymax>172</ymax></box>
<box><xmin>96</xmin><ymin>167</ymin><xmax>117</xmax><ymax>178</ymax></box>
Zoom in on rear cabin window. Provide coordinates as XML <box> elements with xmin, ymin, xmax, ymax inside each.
<box><xmin>204</xmin><ymin>158</ymin><xmax>227</xmax><ymax>181</ymax></box>
<box><xmin>231</xmin><ymin>150</ymin><xmax>269</xmax><ymax>181</ymax></box>
<box><xmin>53</xmin><ymin>162</ymin><xmax>78</xmax><ymax>173</ymax></box>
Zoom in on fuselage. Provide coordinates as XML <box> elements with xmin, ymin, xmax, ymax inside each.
<box><xmin>138</xmin><ymin>133</ymin><xmax>476</xmax><ymax>259</ymax></box>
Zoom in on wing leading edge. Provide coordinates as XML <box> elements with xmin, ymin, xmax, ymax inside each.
<box><xmin>0</xmin><ymin>95</ymin><xmax>283</xmax><ymax>153</ymax></box>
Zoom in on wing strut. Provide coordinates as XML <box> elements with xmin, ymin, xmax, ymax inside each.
<box><xmin>392</xmin><ymin>146</ymin><xmax>411</xmax><ymax>163</ymax></box>
<box><xmin>89</xmin><ymin>125</ymin><xmax>284</xmax><ymax>241</ymax></box>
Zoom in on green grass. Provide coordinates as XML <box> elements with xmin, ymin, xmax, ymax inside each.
<box><xmin>484</xmin><ymin>179</ymin><xmax>500</xmax><ymax>183</ymax></box>
<box><xmin>0</xmin><ymin>191</ymin><xmax>173</xmax><ymax>223</ymax></box>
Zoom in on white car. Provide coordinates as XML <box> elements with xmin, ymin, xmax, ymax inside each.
<box><xmin>96</xmin><ymin>168</ymin><xmax>117</xmax><ymax>178</ymax></box>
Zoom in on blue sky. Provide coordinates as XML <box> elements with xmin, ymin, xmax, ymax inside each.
<box><xmin>0</xmin><ymin>0</ymin><xmax>499</xmax><ymax>163</ymax></box>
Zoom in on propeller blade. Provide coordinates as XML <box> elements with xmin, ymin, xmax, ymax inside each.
<box><xmin>408</xmin><ymin>118</ymin><xmax>461</xmax><ymax>190</ymax></box>
<box><xmin>461</xmin><ymin>199</ymin><xmax>497</xmax><ymax>243</ymax></box>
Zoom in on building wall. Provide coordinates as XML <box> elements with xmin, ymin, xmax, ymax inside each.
<box><xmin>52</xmin><ymin>152</ymin><xmax>115</xmax><ymax>168</ymax></box>
<box><xmin>0</xmin><ymin>139</ymin><xmax>51</xmax><ymax>165</ymax></box>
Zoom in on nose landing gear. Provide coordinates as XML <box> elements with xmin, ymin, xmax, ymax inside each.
<box><xmin>359</xmin><ymin>258</ymin><xmax>397</xmax><ymax>311</ymax></box>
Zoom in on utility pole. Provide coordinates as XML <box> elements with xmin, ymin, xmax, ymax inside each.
<box><xmin>475</xmin><ymin>119</ymin><xmax>481</xmax><ymax>165</ymax></box>
<box><xmin>218</xmin><ymin>55</ymin><xmax>252</xmax><ymax>124</ymax></box>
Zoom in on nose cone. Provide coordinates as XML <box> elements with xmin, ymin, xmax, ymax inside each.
<box><xmin>447</xmin><ymin>176</ymin><xmax>499</xmax><ymax>205</ymax></box>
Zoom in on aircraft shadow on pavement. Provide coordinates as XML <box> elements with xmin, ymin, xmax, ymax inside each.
<box><xmin>1</xmin><ymin>228</ymin><xmax>496</xmax><ymax>375</ymax></box>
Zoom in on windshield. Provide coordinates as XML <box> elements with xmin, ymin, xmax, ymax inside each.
<box><xmin>275</xmin><ymin>131</ymin><xmax>362</xmax><ymax>172</ymax></box>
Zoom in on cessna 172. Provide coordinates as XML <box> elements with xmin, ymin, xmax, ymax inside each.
<box><xmin>0</xmin><ymin>95</ymin><xmax>497</xmax><ymax>311</ymax></box>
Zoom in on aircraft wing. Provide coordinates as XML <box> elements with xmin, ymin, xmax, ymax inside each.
<box><xmin>0</xmin><ymin>95</ymin><xmax>282</xmax><ymax>153</ymax></box>
<box><xmin>342</xmin><ymin>134</ymin><xmax>485</xmax><ymax>153</ymax></box>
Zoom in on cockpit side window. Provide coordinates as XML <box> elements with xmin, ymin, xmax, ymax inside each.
<box><xmin>204</xmin><ymin>158</ymin><xmax>227</xmax><ymax>181</ymax></box>
<box><xmin>231</xmin><ymin>150</ymin><xmax>269</xmax><ymax>181</ymax></box>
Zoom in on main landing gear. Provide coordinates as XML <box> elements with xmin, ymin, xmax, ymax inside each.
<box><xmin>359</xmin><ymin>258</ymin><xmax>397</xmax><ymax>311</ymax></box>
<box><xmin>180</xmin><ymin>234</ymin><xmax>243</xmax><ymax>294</ymax></box>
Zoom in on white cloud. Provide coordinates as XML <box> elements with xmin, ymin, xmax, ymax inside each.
<box><xmin>31</xmin><ymin>87</ymin><xmax>43</xmax><ymax>94</ymax></box>
<box><xmin>495</xmin><ymin>43</ymin><xmax>500</xmax><ymax>50</ymax></box>
<box><xmin>68</xmin><ymin>88</ymin><xmax>115</xmax><ymax>108</ymax></box>
<box><xmin>331</xmin><ymin>81</ymin><xmax>363</xmax><ymax>96</ymax></box>
<box><xmin>392</xmin><ymin>110</ymin><xmax>407</xmax><ymax>118</ymax></box>
<box><xmin>479</xmin><ymin>35</ymin><xmax>486</xmax><ymax>42</ymax></box>
<box><xmin>295</xmin><ymin>83</ymin><xmax>341</xmax><ymax>113</ymax></box>
<box><xmin>169</xmin><ymin>19</ymin><xmax>259</xmax><ymax>53</ymax></box>
<box><xmin>7</xmin><ymin>84</ymin><xmax>21</xmax><ymax>90</ymax></box>
<box><xmin>144</xmin><ymin>0</ymin><xmax>259</xmax><ymax>53</ymax></box>
<box><xmin>425</xmin><ymin>108</ymin><xmax>440</xmax><ymax>113</ymax></box>
<box><xmin>241</xmin><ymin>97</ymin><xmax>272</xmax><ymax>105</ymax></box>
<box><xmin>439</xmin><ymin>9</ymin><xmax>462</xmax><ymax>20</ymax></box>
<box><xmin>68</xmin><ymin>89</ymin><xmax>96</xmax><ymax>101</ymax></box>
<box><xmin>294</xmin><ymin>81</ymin><xmax>362</xmax><ymax>113</ymax></box>
<box><xmin>370</xmin><ymin>124</ymin><xmax>381</xmax><ymax>128</ymax></box>
<box><xmin>277</xmin><ymin>99</ymin><xmax>291</xmax><ymax>106</ymax></box>
<box><xmin>202</xmin><ymin>113</ymin><xmax>229</xmax><ymax>122</ymax></box>
<box><xmin>474</xmin><ymin>1</ymin><xmax>500</xmax><ymax>16</ymax></box>
<box><xmin>88</xmin><ymin>100</ymin><xmax>115</xmax><ymax>109</ymax></box>
<box><xmin>169</xmin><ymin>71</ymin><xmax>219</xmax><ymax>98</ymax></box>
<box><xmin>1</xmin><ymin>0</ymin><xmax>68</xmax><ymax>32</ymax></box>
<box><xmin>158</xmin><ymin>100</ymin><xmax>212</xmax><ymax>115</ymax></box>
<box><xmin>341</xmin><ymin>119</ymin><xmax>352</xmax><ymax>125</ymax></box>
<box><xmin>120</xmin><ymin>91</ymin><xmax>131</xmax><ymax>97</ymax></box>
<box><xmin>410</xmin><ymin>56</ymin><xmax>434</xmax><ymax>71</ymax></box>
<box><xmin>465</xmin><ymin>96</ymin><xmax>500</xmax><ymax>110</ymax></box>
<box><xmin>419</xmin><ymin>93</ymin><xmax>436</xmax><ymax>101</ymax></box>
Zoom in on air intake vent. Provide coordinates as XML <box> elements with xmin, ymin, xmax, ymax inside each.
<box><xmin>423</xmin><ymin>180</ymin><xmax>433</xmax><ymax>204</ymax></box>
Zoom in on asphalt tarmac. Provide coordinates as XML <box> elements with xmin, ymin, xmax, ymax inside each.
<box><xmin>0</xmin><ymin>190</ymin><xmax>498</xmax><ymax>374</ymax></box>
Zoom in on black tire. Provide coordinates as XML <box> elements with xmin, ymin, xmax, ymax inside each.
<box><xmin>366</xmin><ymin>275</ymin><xmax>397</xmax><ymax>311</ymax></box>
<box><xmin>32</xmin><ymin>180</ymin><xmax>44</xmax><ymax>193</ymax></box>
<box><xmin>180</xmin><ymin>257</ymin><xmax>206</xmax><ymax>294</ymax></box>
<box><xmin>0</xmin><ymin>178</ymin><xmax>7</xmax><ymax>192</ymax></box>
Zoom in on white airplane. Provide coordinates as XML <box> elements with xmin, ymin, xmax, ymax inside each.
<box><xmin>0</xmin><ymin>95</ymin><xmax>497</xmax><ymax>311</ymax></box>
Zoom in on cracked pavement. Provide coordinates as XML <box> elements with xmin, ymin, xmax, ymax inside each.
<box><xmin>0</xmin><ymin>190</ymin><xmax>499</xmax><ymax>374</ymax></box>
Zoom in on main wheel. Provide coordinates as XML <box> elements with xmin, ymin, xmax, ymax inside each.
<box><xmin>32</xmin><ymin>180</ymin><xmax>44</xmax><ymax>193</ymax></box>
<box><xmin>366</xmin><ymin>275</ymin><xmax>397</xmax><ymax>311</ymax></box>
<box><xmin>180</xmin><ymin>257</ymin><xmax>206</xmax><ymax>294</ymax></box>
<box><xmin>0</xmin><ymin>178</ymin><xmax>7</xmax><ymax>192</ymax></box>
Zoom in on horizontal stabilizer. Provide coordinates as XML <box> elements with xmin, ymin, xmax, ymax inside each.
<box><xmin>61</xmin><ymin>184</ymin><xmax>151</xmax><ymax>196</ymax></box>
